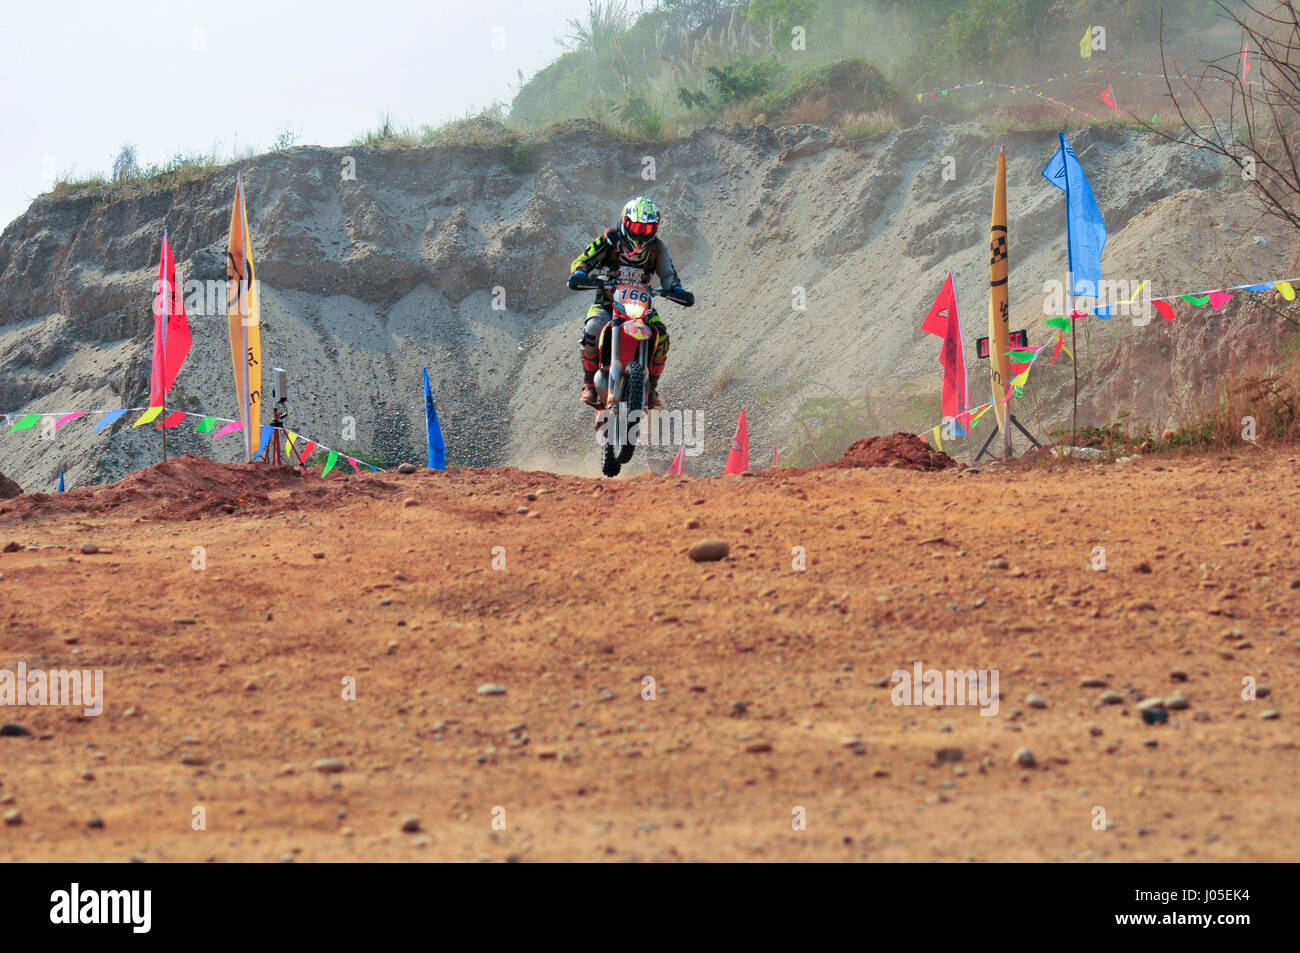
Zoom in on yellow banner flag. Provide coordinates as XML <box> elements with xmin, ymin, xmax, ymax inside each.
<box><xmin>226</xmin><ymin>176</ymin><xmax>262</xmax><ymax>462</ymax></box>
<box><xmin>1080</xmin><ymin>27</ymin><xmax>1092</xmax><ymax>59</ymax></box>
<box><xmin>988</xmin><ymin>148</ymin><xmax>1012</xmax><ymax>436</ymax></box>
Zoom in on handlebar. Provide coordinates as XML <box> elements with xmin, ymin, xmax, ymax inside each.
<box><xmin>571</xmin><ymin>275</ymin><xmax>693</xmax><ymax>306</ymax></box>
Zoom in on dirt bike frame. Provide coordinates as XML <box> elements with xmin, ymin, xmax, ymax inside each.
<box><xmin>600</xmin><ymin>278</ymin><xmax>659</xmax><ymax>412</ymax></box>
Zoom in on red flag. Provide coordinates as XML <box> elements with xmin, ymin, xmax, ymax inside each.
<box><xmin>1242</xmin><ymin>43</ymin><xmax>1251</xmax><ymax>83</ymax></box>
<box><xmin>1101</xmin><ymin>84</ymin><xmax>1118</xmax><ymax>112</ymax></box>
<box><xmin>771</xmin><ymin>445</ymin><xmax>779</xmax><ymax>468</ymax></box>
<box><xmin>666</xmin><ymin>446</ymin><xmax>685</xmax><ymax>476</ymax></box>
<box><xmin>149</xmin><ymin>233</ymin><xmax>192</xmax><ymax>406</ymax></box>
<box><xmin>920</xmin><ymin>270</ymin><xmax>969</xmax><ymax>421</ymax></box>
<box><xmin>723</xmin><ymin>407</ymin><xmax>749</xmax><ymax>475</ymax></box>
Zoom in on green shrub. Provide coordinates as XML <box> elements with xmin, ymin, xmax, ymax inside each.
<box><xmin>707</xmin><ymin>58</ymin><xmax>780</xmax><ymax>103</ymax></box>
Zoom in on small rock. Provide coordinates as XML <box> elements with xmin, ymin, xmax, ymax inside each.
<box><xmin>1260</xmin><ymin>709</ymin><xmax>1280</xmax><ymax>720</ymax></box>
<box><xmin>0</xmin><ymin>723</ymin><xmax>32</xmax><ymax>737</ymax></box>
<box><xmin>1026</xmin><ymin>695</ymin><xmax>1047</xmax><ymax>709</ymax></box>
<box><xmin>688</xmin><ymin>539</ymin><xmax>729</xmax><ymax>562</ymax></box>
<box><xmin>934</xmin><ymin>747</ymin><xmax>963</xmax><ymax>762</ymax></box>
<box><xmin>1012</xmin><ymin>747</ymin><xmax>1036</xmax><ymax>768</ymax></box>
<box><xmin>1080</xmin><ymin>676</ymin><xmax>1107</xmax><ymax>688</ymax></box>
<box><xmin>477</xmin><ymin>683</ymin><xmax>507</xmax><ymax>696</ymax></box>
<box><xmin>1164</xmin><ymin>694</ymin><xmax>1190</xmax><ymax>710</ymax></box>
<box><xmin>87</xmin><ymin>816</ymin><xmax>104</xmax><ymax>829</ymax></box>
<box><xmin>745</xmin><ymin>741</ymin><xmax>773</xmax><ymax>753</ymax></box>
<box><xmin>1100</xmin><ymin>690</ymin><xmax>1124</xmax><ymax>705</ymax></box>
<box><xmin>397</xmin><ymin>463</ymin><xmax>417</xmax><ymax>474</ymax></box>
<box><xmin>401</xmin><ymin>815</ymin><xmax>421</xmax><ymax>833</ymax></box>
<box><xmin>1255</xmin><ymin>686</ymin><xmax>1272</xmax><ymax>698</ymax></box>
<box><xmin>80</xmin><ymin>542</ymin><xmax>99</xmax><ymax>555</ymax></box>
<box><xmin>987</xmin><ymin>557</ymin><xmax>1009</xmax><ymax>570</ymax></box>
<box><xmin>3</xmin><ymin>809</ymin><xmax>20</xmax><ymax>825</ymax></box>
<box><xmin>1141</xmin><ymin>707</ymin><xmax>1168</xmax><ymax>725</ymax></box>
<box><xmin>1170</xmin><ymin>670</ymin><xmax>1188</xmax><ymax>682</ymax></box>
<box><xmin>1137</xmin><ymin>697</ymin><xmax>1165</xmax><ymax>710</ymax></box>
<box><xmin>312</xmin><ymin>758</ymin><xmax>346</xmax><ymax>774</ymax></box>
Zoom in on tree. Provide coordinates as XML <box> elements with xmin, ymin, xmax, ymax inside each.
<box><xmin>1159</xmin><ymin>0</ymin><xmax>1300</xmax><ymax>233</ymax></box>
<box><xmin>112</xmin><ymin>143</ymin><xmax>140</xmax><ymax>182</ymax></box>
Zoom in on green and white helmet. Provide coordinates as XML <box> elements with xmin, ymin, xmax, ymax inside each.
<box><xmin>620</xmin><ymin>196</ymin><xmax>660</xmax><ymax>252</ymax></box>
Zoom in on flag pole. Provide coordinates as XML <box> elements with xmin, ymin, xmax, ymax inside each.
<box><xmin>161</xmin><ymin>228</ymin><xmax>168</xmax><ymax>464</ymax></box>
<box><xmin>1060</xmin><ymin>134</ymin><xmax>1079</xmax><ymax>450</ymax></box>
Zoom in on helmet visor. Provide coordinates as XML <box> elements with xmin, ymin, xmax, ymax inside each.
<box><xmin>625</xmin><ymin>219</ymin><xmax>658</xmax><ymax>238</ymax></box>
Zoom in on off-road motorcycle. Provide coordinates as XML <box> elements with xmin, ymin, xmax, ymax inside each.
<box><xmin>572</xmin><ymin>270</ymin><xmax>692</xmax><ymax>477</ymax></box>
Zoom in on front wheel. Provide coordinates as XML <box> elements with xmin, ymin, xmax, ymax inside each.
<box><xmin>618</xmin><ymin>360</ymin><xmax>645</xmax><ymax>464</ymax></box>
<box><xmin>602</xmin><ymin>443</ymin><xmax>622</xmax><ymax>477</ymax></box>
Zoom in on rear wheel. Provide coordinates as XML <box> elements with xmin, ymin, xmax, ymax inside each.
<box><xmin>618</xmin><ymin>361</ymin><xmax>644</xmax><ymax>464</ymax></box>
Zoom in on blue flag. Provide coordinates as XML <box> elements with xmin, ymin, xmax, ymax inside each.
<box><xmin>1042</xmin><ymin>133</ymin><xmax>1109</xmax><ymax>315</ymax></box>
<box><xmin>424</xmin><ymin>368</ymin><xmax>446</xmax><ymax>471</ymax></box>
<box><xmin>255</xmin><ymin>425</ymin><xmax>275</xmax><ymax>461</ymax></box>
<box><xmin>58</xmin><ymin>472</ymin><xmax>64</xmax><ymax>492</ymax></box>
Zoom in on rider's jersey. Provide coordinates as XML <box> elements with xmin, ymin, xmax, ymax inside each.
<box><xmin>570</xmin><ymin>227</ymin><xmax>681</xmax><ymax>306</ymax></box>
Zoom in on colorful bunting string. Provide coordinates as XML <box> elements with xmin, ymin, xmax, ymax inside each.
<box><xmin>913</xmin><ymin>67</ymin><xmax>1242</xmax><ymax>122</ymax></box>
<box><xmin>2</xmin><ymin>405</ymin><xmax>385</xmax><ymax>477</ymax></box>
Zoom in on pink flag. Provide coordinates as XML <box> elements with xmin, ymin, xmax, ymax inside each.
<box><xmin>771</xmin><ymin>446</ymin><xmax>779</xmax><ymax>468</ymax></box>
<box><xmin>666</xmin><ymin>446</ymin><xmax>684</xmax><ymax>476</ymax></box>
<box><xmin>53</xmin><ymin>412</ymin><xmax>87</xmax><ymax>430</ymax></box>
<box><xmin>724</xmin><ymin>407</ymin><xmax>749</xmax><ymax>475</ymax></box>
<box><xmin>1101</xmin><ymin>84</ymin><xmax>1118</xmax><ymax>112</ymax></box>
<box><xmin>150</xmin><ymin>233</ymin><xmax>193</xmax><ymax>407</ymax></box>
<box><xmin>1242</xmin><ymin>44</ymin><xmax>1251</xmax><ymax>83</ymax></box>
<box><xmin>1208</xmin><ymin>291</ymin><xmax>1234</xmax><ymax>311</ymax></box>
<box><xmin>212</xmin><ymin>421</ymin><xmax>243</xmax><ymax>439</ymax></box>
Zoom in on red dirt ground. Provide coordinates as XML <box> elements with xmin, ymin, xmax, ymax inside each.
<box><xmin>0</xmin><ymin>448</ymin><xmax>1297</xmax><ymax>862</ymax></box>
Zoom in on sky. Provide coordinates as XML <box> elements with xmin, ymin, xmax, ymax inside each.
<box><xmin>0</xmin><ymin>0</ymin><xmax>616</xmax><ymax>229</ymax></box>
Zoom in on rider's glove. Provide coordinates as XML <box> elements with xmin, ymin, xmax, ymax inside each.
<box><xmin>568</xmin><ymin>270</ymin><xmax>590</xmax><ymax>291</ymax></box>
<box><xmin>669</xmin><ymin>286</ymin><xmax>694</xmax><ymax>307</ymax></box>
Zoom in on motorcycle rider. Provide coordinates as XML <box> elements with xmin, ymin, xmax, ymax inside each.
<box><xmin>568</xmin><ymin>196</ymin><xmax>694</xmax><ymax>408</ymax></box>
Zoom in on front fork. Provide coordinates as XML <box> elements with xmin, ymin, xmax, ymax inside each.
<box><xmin>606</xmin><ymin>319</ymin><xmax>622</xmax><ymax>410</ymax></box>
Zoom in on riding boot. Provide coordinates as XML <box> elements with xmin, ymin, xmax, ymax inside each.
<box><xmin>647</xmin><ymin>372</ymin><xmax>664</xmax><ymax>409</ymax></box>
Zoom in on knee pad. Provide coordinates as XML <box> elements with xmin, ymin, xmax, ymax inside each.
<box><xmin>581</xmin><ymin>311</ymin><xmax>607</xmax><ymax>347</ymax></box>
